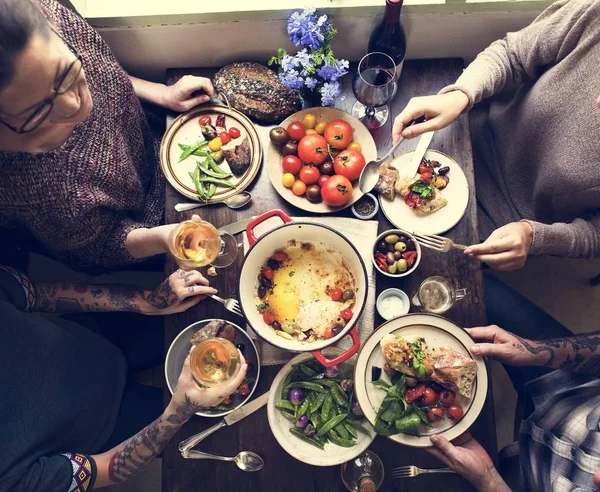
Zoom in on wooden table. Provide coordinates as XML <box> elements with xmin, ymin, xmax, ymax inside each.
<box><xmin>163</xmin><ymin>59</ymin><xmax>495</xmax><ymax>492</ymax></box>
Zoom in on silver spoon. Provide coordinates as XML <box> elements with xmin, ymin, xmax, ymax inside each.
<box><xmin>183</xmin><ymin>449</ymin><xmax>264</xmax><ymax>472</ymax></box>
<box><xmin>358</xmin><ymin>117</ymin><xmax>425</xmax><ymax>194</ymax></box>
<box><xmin>175</xmin><ymin>191</ymin><xmax>252</xmax><ymax>212</ymax></box>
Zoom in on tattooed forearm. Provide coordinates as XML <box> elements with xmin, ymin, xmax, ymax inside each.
<box><xmin>106</xmin><ymin>394</ymin><xmax>201</xmax><ymax>483</ymax></box>
<box><xmin>143</xmin><ymin>278</ymin><xmax>176</xmax><ymax>310</ymax></box>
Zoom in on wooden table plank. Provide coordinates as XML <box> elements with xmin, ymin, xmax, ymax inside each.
<box><xmin>163</xmin><ymin>59</ymin><xmax>496</xmax><ymax>492</ymax></box>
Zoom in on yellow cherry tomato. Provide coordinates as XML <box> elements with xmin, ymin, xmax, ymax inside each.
<box><xmin>347</xmin><ymin>141</ymin><xmax>362</xmax><ymax>151</ymax></box>
<box><xmin>208</xmin><ymin>137</ymin><xmax>222</xmax><ymax>152</ymax></box>
<box><xmin>305</xmin><ymin>129</ymin><xmax>318</xmax><ymax>135</ymax></box>
<box><xmin>282</xmin><ymin>173</ymin><xmax>295</xmax><ymax>188</ymax></box>
<box><xmin>314</xmin><ymin>120</ymin><xmax>328</xmax><ymax>135</ymax></box>
<box><xmin>302</xmin><ymin>113</ymin><xmax>317</xmax><ymax>129</ymax></box>
<box><xmin>292</xmin><ymin>180</ymin><xmax>307</xmax><ymax>196</ymax></box>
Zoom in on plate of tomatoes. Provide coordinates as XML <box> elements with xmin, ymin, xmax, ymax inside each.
<box><xmin>265</xmin><ymin>108</ymin><xmax>377</xmax><ymax>213</ymax></box>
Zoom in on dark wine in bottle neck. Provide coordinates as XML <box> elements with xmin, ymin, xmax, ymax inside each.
<box><xmin>368</xmin><ymin>0</ymin><xmax>406</xmax><ymax>80</ymax></box>
<box><xmin>384</xmin><ymin>0</ymin><xmax>403</xmax><ymax>23</ymax></box>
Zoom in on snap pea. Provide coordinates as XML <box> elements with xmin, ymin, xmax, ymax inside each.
<box><xmin>207</xmin><ymin>155</ymin><xmax>228</xmax><ymax>176</ymax></box>
<box><xmin>331</xmin><ymin>383</ymin><xmax>348</xmax><ymax>407</ymax></box>
<box><xmin>296</xmin><ymin>398</ymin><xmax>310</xmax><ymax>423</ymax></box>
<box><xmin>285</xmin><ymin>381</ymin><xmax>325</xmax><ymax>393</ymax></box>
<box><xmin>189</xmin><ymin>169</ymin><xmax>208</xmax><ymax>201</ymax></box>
<box><xmin>347</xmin><ymin>420</ymin><xmax>372</xmax><ymax>436</ymax></box>
<box><xmin>334</xmin><ymin>423</ymin><xmax>350</xmax><ymax>439</ymax></box>
<box><xmin>197</xmin><ymin>160</ymin><xmax>232</xmax><ymax>179</ymax></box>
<box><xmin>321</xmin><ymin>393</ymin><xmax>333</xmax><ymax>422</ymax></box>
<box><xmin>344</xmin><ymin>423</ymin><xmax>358</xmax><ymax>439</ymax></box>
<box><xmin>328</xmin><ymin>433</ymin><xmax>355</xmax><ymax>448</ymax></box>
<box><xmin>310</xmin><ymin>413</ymin><xmax>321</xmax><ymax>428</ymax></box>
<box><xmin>206</xmin><ymin>183</ymin><xmax>217</xmax><ymax>198</ymax></box>
<box><xmin>317</xmin><ymin>413</ymin><xmax>347</xmax><ymax>437</ymax></box>
<box><xmin>212</xmin><ymin>405</ymin><xmax>233</xmax><ymax>412</ymax></box>
<box><xmin>178</xmin><ymin>140</ymin><xmax>208</xmax><ymax>162</ymax></box>
<box><xmin>289</xmin><ymin>428</ymin><xmax>324</xmax><ymax>450</ymax></box>
<box><xmin>281</xmin><ymin>372</ymin><xmax>294</xmax><ymax>399</ymax></box>
<box><xmin>310</xmin><ymin>393</ymin><xmax>327</xmax><ymax>414</ymax></box>
<box><xmin>300</xmin><ymin>364</ymin><xmax>319</xmax><ymax>378</ymax></box>
<box><xmin>281</xmin><ymin>411</ymin><xmax>295</xmax><ymax>421</ymax></box>
<box><xmin>275</xmin><ymin>400</ymin><xmax>295</xmax><ymax>412</ymax></box>
<box><xmin>197</xmin><ymin>176</ymin><xmax>237</xmax><ymax>189</ymax></box>
<box><xmin>333</xmin><ymin>370</ymin><xmax>353</xmax><ymax>382</ymax></box>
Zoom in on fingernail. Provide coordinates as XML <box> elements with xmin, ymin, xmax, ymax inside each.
<box><xmin>464</xmin><ymin>248</ymin><xmax>471</xmax><ymax>254</ymax></box>
<box><xmin>471</xmin><ymin>345</ymin><xmax>480</xmax><ymax>354</ymax></box>
<box><xmin>430</xmin><ymin>435</ymin><xmax>439</xmax><ymax>443</ymax></box>
<box><xmin>402</xmin><ymin>129</ymin><xmax>412</xmax><ymax>137</ymax></box>
<box><xmin>202</xmin><ymin>95</ymin><xmax>210</xmax><ymax>102</ymax></box>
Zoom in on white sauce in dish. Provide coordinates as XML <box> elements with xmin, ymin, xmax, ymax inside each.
<box><xmin>379</xmin><ymin>295</ymin><xmax>406</xmax><ymax>320</ymax></box>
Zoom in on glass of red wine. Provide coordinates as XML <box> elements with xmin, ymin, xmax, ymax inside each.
<box><xmin>352</xmin><ymin>52</ymin><xmax>398</xmax><ymax>129</ymax></box>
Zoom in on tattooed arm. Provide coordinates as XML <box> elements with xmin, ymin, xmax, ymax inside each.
<box><xmin>93</xmin><ymin>350</ymin><xmax>247</xmax><ymax>487</ymax></box>
<box><xmin>32</xmin><ymin>270</ymin><xmax>217</xmax><ymax>316</ymax></box>
<box><xmin>466</xmin><ymin>326</ymin><xmax>600</xmax><ymax>377</ymax></box>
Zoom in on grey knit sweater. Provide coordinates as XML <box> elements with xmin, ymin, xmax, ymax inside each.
<box><xmin>441</xmin><ymin>0</ymin><xmax>600</xmax><ymax>258</ymax></box>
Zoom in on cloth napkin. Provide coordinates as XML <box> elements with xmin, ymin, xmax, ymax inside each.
<box><xmin>243</xmin><ymin>216</ymin><xmax>377</xmax><ymax>366</ymax></box>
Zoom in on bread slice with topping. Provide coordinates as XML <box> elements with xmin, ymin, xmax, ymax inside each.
<box><xmin>431</xmin><ymin>346</ymin><xmax>477</xmax><ymax>398</ymax></box>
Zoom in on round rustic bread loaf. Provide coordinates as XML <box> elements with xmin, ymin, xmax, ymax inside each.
<box><xmin>213</xmin><ymin>62</ymin><xmax>301</xmax><ymax>123</ymax></box>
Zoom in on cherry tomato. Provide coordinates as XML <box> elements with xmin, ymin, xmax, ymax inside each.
<box><xmin>419</xmin><ymin>387</ymin><xmax>437</xmax><ymax>406</ymax></box>
<box><xmin>238</xmin><ymin>383</ymin><xmax>250</xmax><ymax>396</ymax></box>
<box><xmin>446</xmin><ymin>404</ymin><xmax>464</xmax><ymax>421</ymax></box>
<box><xmin>229</xmin><ymin>127</ymin><xmax>241</xmax><ymax>139</ymax></box>
<box><xmin>438</xmin><ymin>389</ymin><xmax>455</xmax><ymax>407</ymax></box>
<box><xmin>340</xmin><ymin>308</ymin><xmax>353</xmax><ymax>321</ymax></box>
<box><xmin>333</xmin><ymin>149</ymin><xmax>366</xmax><ymax>181</ymax></box>
<box><xmin>324</xmin><ymin>326</ymin><xmax>335</xmax><ymax>339</ymax></box>
<box><xmin>221</xmin><ymin>395</ymin><xmax>232</xmax><ymax>405</ymax></box>
<box><xmin>302</xmin><ymin>113</ymin><xmax>317</xmax><ymax>129</ymax></box>
<box><xmin>298</xmin><ymin>134</ymin><xmax>329</xmax><ymax>165</ymax></box>
<box><xmin>282</xmin><ymin>173</ymin><xmax>295</xmax><ymax>188</ymax></box>
<box><xmin>318</xmin><ymin>175</ymin><xmax>331</xmax><ymax>187</ymax></box>
<box><xmin>427</xmin><ymin>407</ymin><xmax>444</xmax><ymax>422</ymax></box>
<box><xmin>287</xmin><ymin>121</ymin><xmax>306</xmax><ymax>141</ymax></box>
<box><xmin>219</xmin><ymin>132</ymin><xmax>232</xmax><ymax>145</ymax></box>
<box><xmin>405</xmin><ymin>384</ymin><xmax>426</xmax><ymax>403</ymax></box>
<box><xmin>299</xmin><ymin>165</ymin><xmax>320</xmax><ymax>185</ymax></box>
<box><xmin>314</xmin><ymin>120</ymin><xmax>328</xmax><ymax>135</ymax></box>
<box><xmin>199</xmin><ymin>115</ymin><xmax>212</xmax><ymax>126</ymax></box>
<box><xmin>208</xmin><ymin>138</ymin><xmax>222</xmax><ymax>152</ymax></box>
<box><xmin>305</xmin><ymin>129</ymin><xmax>318</xmax><ymax>135</ymax></box>
<box><xmin>331</xmin><ymin>288</ymin><xmax>343</xmax><ymax>301</ymax></box>
<box><xmin>262</xmin><ymin>311</ymin><xmax>275</xmax><ymax>325</ymax></box>
<box><xmin>321</xmin><ymin>175</ymin><xmax>353</xmax><ymax>207</ymax></box>
<box><xmin>282</xmin><ymin>155</ymin><xmax>302</xmax><ymax>175</ymax></box>
<box><xmin>292</xmin><ymin>180</ymin><xmax>306</xmax><ymax>196</ymax></box>
<box><xmin>324</xmin><ymin>119</ymin><xmax>353</xmax><ymax>149</ymax></box>
<box><xmin>262</xmin><ymin>266</ymin><xmax>274</xmax><ymax>280</ymax></box>
<box><xmin>273</xmin><ymin>251</ymin><xmax>288</xmax><ymax>262</ymax></box>
<box><xmin>347</xmin><ymin>141</ymin><xmax>362</xmax><ymax>151</ymax></box>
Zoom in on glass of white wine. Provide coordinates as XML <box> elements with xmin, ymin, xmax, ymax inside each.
<box><xmin>190</xmin><ymin>337</ymin><xmax>241</xmax><ymax>388</ymax></box>
<box><xmin>168</xmin><ymin>218</ymin><xmax>238</xmax><ymax>270</ymax></box>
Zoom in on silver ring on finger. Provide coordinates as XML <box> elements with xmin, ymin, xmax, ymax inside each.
<box><xmin>188</xmin><ymin>286</ymin><xmax>194</xmax><ymax>293</ymax></box>
<box><xmin>184</xmin><ymin>275</ymin><xmax>192</xmax><ymax>283</ymax></box>
<box><xmin>179</xmin><ymin>269</ymin><xmax>186</xmax><ymax>277</ymax></box>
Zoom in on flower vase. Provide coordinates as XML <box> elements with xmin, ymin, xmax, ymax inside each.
<box><xmin>301</xmin><ymin>88</ymin><xmax>322</xmax><ymax>108</ymax></box>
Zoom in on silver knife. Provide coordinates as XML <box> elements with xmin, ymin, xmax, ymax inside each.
<box><xmin>179</xmin><ymin>392</ymin><xmax>269</xmax><ymax>455</ymax></box>
<box><xmin>411</xmin><ymin>131</ymin><xmax>435</xmax><ymax>176</ymax></box>
<box><xmin>219</xmin><ymin>217</ymin><xmax>253</xmax><ymax>235</ymax></box>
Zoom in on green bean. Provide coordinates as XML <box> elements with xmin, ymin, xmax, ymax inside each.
<box><xmin>197</xmin><ymin>176</ymin><xmax>237</xmax><ymax>189</ymax></box>
<box><xmin>328</xmin><ymin>433</ymin><xmax>355</xmax><ymax>448</ymax></box>
<box><xmin>178</xmin><ymin>140</ymin><xmax>208</xmax><ymax>162</ymax></box>
<box><xmin>334</xmin><ymin>423</ymin><xmax>350</xmax><ymax>439</ymax></box>
<box><xmin>197</xmin><ymin>160</ymin><xmax>232</xmax><ymax>179</ymax></box>
<box><xmin>331</xmin><ymin>383</ymin><xmax>348</xmax><ymax>407</ymax></box>
<box><xmin>296</xmin><ymin>398</ymin><xmax>310</xmax><ymax>422</ymax></box>
<box><xmin>347</xmin><ymin>420</ymin><xmax>372</xmax><ymax>435</ymax></box>
<box><xmin>289</xmin><ymin>428</ymin><xmax>324</xmax><ymax>450</ymax></box>
<box><xmin>275</xmin><ymin>400</ymin><xmax>295</xmax><ymax>411</ymax></box>
<box><xmin>344</xmin><ymin>423</ymin><xmax>358</xmax><ymax>439</ymax></box>
<box><xmin>300</xmin><ymin>364</ymin><xmax>319</xmax><ymax>378</ymax></box>
<box><xmin>285</xmin><ymin>382</ymin><xmax>325</xmax><ymax>393</ymax></box>
<box><xmin>317</xmin><ymin>413</ymin><xmax>347</xmax><ymax>437</ymax></box>
<box><xmin>321</xmin><ymin>393</ymin><xmax>332</xmax><ymax>421</ymax></box>
<box><xmin>310</xmin><ymin>393</ymin><xmax>326</xmax><ymax>414</ymax></box>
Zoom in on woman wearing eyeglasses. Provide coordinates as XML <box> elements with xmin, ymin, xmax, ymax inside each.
<box><xmin>0</xmin><ymin>0</ymin><xmax>215</xmax><ymax>272</ymax></box>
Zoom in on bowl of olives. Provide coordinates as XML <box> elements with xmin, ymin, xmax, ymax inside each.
<box><xmin>372</xmin><ymin>229</ymin><xmax>421</xmax><ymax>278</ymax></box>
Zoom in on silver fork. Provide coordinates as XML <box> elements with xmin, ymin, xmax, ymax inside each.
<box><xmin>413</xmin><ymin>231</ymin><xmax>467</xmax><ymax>252</ymax></box>
<box><xmin>209</xmin><ymin>294</ymin><xmax>243</xmax><ymax>317</ymax></box>
<box><xmin>391</xmin><ymin>465</ymin><xmax>455</xmax><ymax>479</ymax></box>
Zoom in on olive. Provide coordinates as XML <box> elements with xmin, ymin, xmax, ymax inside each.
<box><xmin>393</xmin><ymin>251</ymin><xmax>402</xmax><ymax>260</ymax></box>
<box><xmin>212</xmin><ymin>150</ymin><xmax>225</xmax><ymax>163</ymax></box>
<box><xmin>306</xmin><ymin>185</ymin><xmax>322</xmax><ymax>203</ymax></box>
<box><xmin>267</xmin><ymin>258</ymin><xmax>280</xmax><ymax>270</ymax></box>
<box><xmin>269</xmin><ymin>126</ymin><xmax>289</xmax><ymax>146</ymax></box>
<box><xmin>257</xmin><ymin>285</ymin><xmax>267</xmax><ymax>298</ymax></box>
<box><xmin>387</xmin><ymin>262</ymin><xmax>398</xmax><ymax>274</ymax></box>
<box><xmin>335</xmin><ymin>316</ymin><xmax>346</xmax><ymax>327</ymax></box>
<box><xmin>388</xmin><ymin>244</ymin><xmax>396</xmax><ymax>252</ymax></box>
<box><xmin>396</xmin><ymin>259</ymin><xmax>408</xmax><ymax>272</ymax></box>
<box><xmin>394</xmin><ymin>241</ymin><xmax>407</xmax><ymax>252</ymax></box>
<box><xmin>281</xmin><ymin>322</ymin><xmax>297</xmax><ymax>334</ymax></box>
<box><xmin>342</xmin><ymin>289</ymin><xmax>355</xmax><ymax>301</ymax></box>
<box><xmin>236</xmin><ymin>343</ymin><xmax>246</xmax><ymax>354</ymax></box>
<box><xmin>405</xmin><ymin>376</ymin><xmax>418</xmax><ymax>387</ymax></box>
<box><xmin>272</xmin><ymin>320</ymin><xmax>282</xmax><ymax>331</ymax></box>
<box><xmin>438</xmin><ymin>166</ymin><xmax>450</xmax><ymax>176</ymax></box>
<box><xmin>259</xmin><ymin>276</ymin><xmax>273</xmax><ymax>288</ymax></box>
<box><xmin>406</xmin><ymin>239</ymin><xmax>416</xmax><ymax>251</ymax></box>
<box><xmin>430</xmin><ymin>382</ymin><xmax>443</xmax><ymax>392</ymax></box>
<box><xmin>398</xmin><ymin>235</ymin><xmax>409</xmax><ymax>243</ymax></box>
<box><xmin>332</xmin><ymin>325</ymin><xmax>344</xmax><ymax>336</ymax></box>
<box><xmin>385</xmin><ymin>234</ymin><xmax>399</xmax><ymax>244</ymax></box>
<box><xmin>281</xmin><ymin>140</ymin><xmax>298</xmax><ymax>156</ymax></box>
<box><xmin>386</xmin><ymin>252</ymin><xmax>396</xmax><ymax>264</ymax></box>
<box><xmin>377</xmin><ymin>240</ymin><xmax>387</xmax><ymax>253</ymax></box>
<box><xmin>319</xmin><ymin>161</ymin><xmax>334</xmax><ymax>176</ymax></box>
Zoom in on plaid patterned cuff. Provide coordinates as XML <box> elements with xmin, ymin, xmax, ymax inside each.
<box><xmin>0</xmin><ymin>265</ymin><xmax>35</xmax><ymax>311</ymax></box>
<box><xmin>60</xmin><ymin>452</ymin><xmax>96</xmax><ymax>492</ymax></box>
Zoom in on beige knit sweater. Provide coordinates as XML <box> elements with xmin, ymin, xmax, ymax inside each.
<box><xmin>441</xmin><ymin>0</ymin><xmax>600</xmax><ymax>258</ymax></box>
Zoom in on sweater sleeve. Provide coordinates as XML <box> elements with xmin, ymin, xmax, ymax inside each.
<box><xmin>439</xmin><ymin>0</ymin><xmax>599</xmax><ymax>110</ymax></box>
<box><xmin>525</xmin><ymin>213</ymin><xmax>600</xmax><ymax>259</ymax></box>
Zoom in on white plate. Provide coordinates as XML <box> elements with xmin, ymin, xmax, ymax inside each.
<box><xmin>267</xmin><ymin>349</ymin><xmax>376</xmax><ymax>466</ymax></box>
<box><xmin>379</xmin><ymin>150</ymin><xmax>469</xmax><ymax>235</ymax></box>
<box><xmin>354</xmin><ymin>314</ymin><xmax>488</xmax><ymax>447</ymax></box>
<box><xmin>265</xmin><ymin>107</ymin><xmax>377</xmax><ymax>214</ymax></box>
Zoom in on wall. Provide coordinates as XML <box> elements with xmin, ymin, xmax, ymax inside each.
<box><xmin>89</xmin><ymin>4</ymin><xmax>548</xmax><ymax>81</ymax></box>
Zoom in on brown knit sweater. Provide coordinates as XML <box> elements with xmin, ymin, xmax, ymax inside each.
<box><xmin>0</xmin><ymin>0</ymin><xmax>164</xmax><ymax>272</ymax></box>
<box><xmin>441</xmin><ymin>0</ymin><xmax>600</xmax><ymax>258</ymax></box>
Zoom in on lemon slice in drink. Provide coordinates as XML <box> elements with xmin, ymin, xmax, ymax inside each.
<box><xmin>183</xmin><ymin>248</ymin><xmax>203</xmax><ymax>260</ymax></box>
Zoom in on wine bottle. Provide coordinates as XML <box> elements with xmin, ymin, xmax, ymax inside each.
<box><xmin>368</xmin><ymin>0</ymin><xmax>406</xmax><ymax>80</ymax></box>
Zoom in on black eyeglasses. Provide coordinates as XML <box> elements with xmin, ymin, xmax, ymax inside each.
<box><xmin>0</xmin><ymin>30</ymin><xmax>83</xmax><ymax>134</ymax></box>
